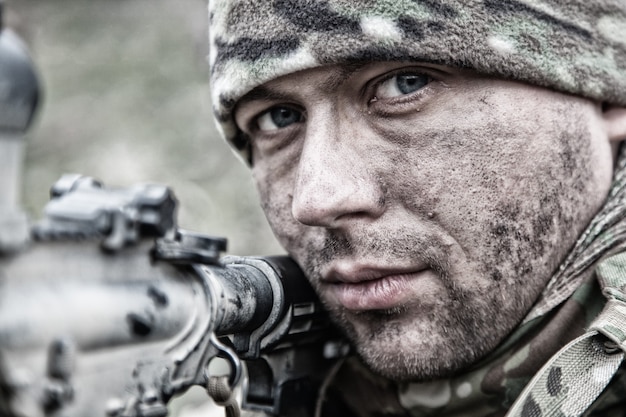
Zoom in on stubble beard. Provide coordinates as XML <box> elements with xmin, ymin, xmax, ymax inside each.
<box><xmin>256</xmin><ymin>95</ymin><xmax>605</xmax><ymax>383</ymax></box>
<box><xmin>287</xmin><ymin>108</ymin><xmax>600</xmax><ymax>382</ymax></box>
<box><xmin>299</xmin><ymin>230</ymin><xmax>528</xmax><ymax>382</ymax></box>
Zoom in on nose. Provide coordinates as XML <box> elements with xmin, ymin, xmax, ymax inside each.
<box><xmin>291</xmin><ymin>117</ymin><xmax>385</xmax><ymax>228</ymax></box>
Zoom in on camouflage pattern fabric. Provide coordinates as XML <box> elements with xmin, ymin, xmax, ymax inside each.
<box><xmin>503</xmin><ymin>253</ymin><xmax>626</xmax><ymax>417</ymax></box>
<box><xmin>208</xmin><ymin>0</ymin><xmax>626</xmax><ymax>163</ymax></box>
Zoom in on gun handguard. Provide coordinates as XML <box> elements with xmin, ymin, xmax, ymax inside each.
<box><xmin>0</xmin><ymin>176</ymin><xmax>347</xmax><ymax>417</ymax></box>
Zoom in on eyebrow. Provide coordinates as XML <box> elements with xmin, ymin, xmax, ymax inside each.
<box><xmin>318</xmin><ymin>62</ymin><xmax>371</xmax><ymax>92</ymax></box>
<box><xmin>236</xmin><ymin>86</ymin><xmax>293</xmax><ymax>109</ymax></box>
<box><xmin>236</xmin><ymin>62</ymin><xmax>372</xmax><ymax>108</ymax></box>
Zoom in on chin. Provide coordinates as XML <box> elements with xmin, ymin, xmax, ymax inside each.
<box><xmin>334</xmin><ymin>308</ymin><xmax>486</xmax><ymax>382</ymax></box>
<box><xmin>356</xmin><ymin>335</ymin><xmax>481</xmax><ymax>382</ymax></box>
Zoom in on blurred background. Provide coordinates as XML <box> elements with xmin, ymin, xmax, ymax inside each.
<box><xmin>5</xmin><ymin>0</ymin><xmax>284</xmax><ymax>257</ymax></box>
<box><xmin>3</xmin><ymin>2</ymin><xmax>283</xmax><ymax>414</ymax></box>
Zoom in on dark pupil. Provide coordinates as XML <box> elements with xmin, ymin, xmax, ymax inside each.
<box><xmin>396</xmin><ymin>74</ymin><xmax>429</xmax><ymax>94</ymax></box>
<box><xmin>270</xmin><ymin>107</ymin><xmax>300</xmax><ymax>128</ymax></box>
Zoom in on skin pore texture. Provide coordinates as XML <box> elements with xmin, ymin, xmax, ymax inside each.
<box><xmin>234</xmin><ymin>62</ymin><xmax>620</xmax><ymax>382</ymax></box>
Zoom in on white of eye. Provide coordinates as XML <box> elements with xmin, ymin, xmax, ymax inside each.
<box><xmin>375</xmin><ymin>74</ymin><xmax>430</xmax><ymax>99</ymax></box>
<box><xmin>257</xmin><ymin>111</ymin><xmax>280</xmax><ymax>131</ymax></box>
<box><xmin>256</xmin><ymin>107</ymin><xmax>302</xmax><ymax>132</ymax></box>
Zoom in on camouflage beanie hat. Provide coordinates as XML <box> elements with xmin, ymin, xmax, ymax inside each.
<box><xmin>208</xmin><ymin>0</ymin><xmax>626</xmax><ymax>162</ymax></box>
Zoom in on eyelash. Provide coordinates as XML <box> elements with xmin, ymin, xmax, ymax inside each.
<box><xmin>251</xmin><ymin>105</ymin><xmax>305</xmax><ymax>134</ymax></box>
<box><xmin>245</xmin><ymin>67</ymin><xmax>439</xmax><ymax>136</ymax></box>
<box><xmin>367</xmin><ymin>70</ymin><xmax>434</xmax><ymax>107</ymax></box>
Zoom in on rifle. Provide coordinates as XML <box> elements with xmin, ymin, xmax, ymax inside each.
<box><xmin>0</xmin><ymin>175</ymin><xmax>348</xmax><ymax>417</ymax></box>
<box><xmin>0</xmin><ymin>9</ymin><xmax>348</xmax><ymax>417</ymax></box>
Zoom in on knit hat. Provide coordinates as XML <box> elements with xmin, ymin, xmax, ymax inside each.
<box><xmin>208</xmin><ymin>0</ymin><xmax>626</xmax><ymax>162</ymax></box>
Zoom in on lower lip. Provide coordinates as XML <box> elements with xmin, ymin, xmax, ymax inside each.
<box><xmin>328</xmin><ymin>271</ymin><xmax>426</xmax><ymax>311</ymax></box>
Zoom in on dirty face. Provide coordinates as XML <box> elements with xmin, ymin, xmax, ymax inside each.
<box><xmin>234</xmin><ymin>62</ymin><xmax>615</xmax><ymax>381</ymax></box>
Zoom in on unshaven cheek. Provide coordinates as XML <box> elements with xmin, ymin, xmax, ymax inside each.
<box><xmin>247</xmin><ymin>74</ymin><xmax>615</xmax><ymax>381</ymax></box>
<box><xmin>254</xmin><ymin>163</ymin><xmax>324</xmax><ymax>261</ymax></box>
<box><xmin>386</xmin><ymin>99</ymin><xmax>600</xmax><ymax>307</ymax></box>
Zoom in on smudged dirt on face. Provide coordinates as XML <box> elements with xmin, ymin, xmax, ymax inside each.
<box><xmin>250</xmin><ymin>65</ymin><xmax>613</xmax><ymax>381</ymax></box>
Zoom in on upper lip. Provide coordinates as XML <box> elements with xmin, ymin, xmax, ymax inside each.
<box><xmin>321</xmin><ymin>261</ymin><xmax>429</xmax><ymax>284</ymax></box>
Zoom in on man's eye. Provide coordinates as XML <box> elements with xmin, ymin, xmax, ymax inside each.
<box><xmin>257</xmin><ymin>107</ymin><xmax>303</xmax><ymax>131</ymax></box>
<box><xmin>375</xmin><ymin>73</ymin><xmax>431</xmax><ymax>99</ymax></box>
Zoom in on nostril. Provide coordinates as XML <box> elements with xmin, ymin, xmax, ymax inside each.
<box><xmin>291</xmin><ymin>187</ymin><xmax>386</xmax><ymax>228</ymax></box>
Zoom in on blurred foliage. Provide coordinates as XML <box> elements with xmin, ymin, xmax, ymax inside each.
<box><xmin>6</xmin><ymin>0</ymin><xmax>284</xmax><ymax>256</ymax></box>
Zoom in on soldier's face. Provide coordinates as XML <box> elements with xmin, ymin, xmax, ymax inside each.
<box><xmin>234</xmin><ymin>62</ymin><xmax>617</xmax><ymax>380</ymax></box>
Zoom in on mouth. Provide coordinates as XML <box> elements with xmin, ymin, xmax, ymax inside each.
<box><xmin>321</xmin><ymin>262</ymin><xmax>434</xmax><ymax>311</ymax></box>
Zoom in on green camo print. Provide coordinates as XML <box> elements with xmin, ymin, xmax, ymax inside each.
<box><xmin>208</xmin><ymin>0</ymin><xmax>626</xmax><ymax>162</ymax></box>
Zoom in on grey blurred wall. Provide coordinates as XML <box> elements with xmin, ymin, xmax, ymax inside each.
<box><xmin>6</xmin><ymin>0</ymin><xmax>283</xmax><ymax>256</ymax></box>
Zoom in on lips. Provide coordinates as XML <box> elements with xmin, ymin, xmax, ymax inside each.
<box><xmin>321</xmin><ymin>262</ymin><xmax>433</xmax><ymax>311</ymax></box>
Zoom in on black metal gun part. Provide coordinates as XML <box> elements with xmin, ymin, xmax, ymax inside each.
<box><xmin>0</xmin><ymin>176</ymin><xmax>348</xmax><ymax>417</ymax></box>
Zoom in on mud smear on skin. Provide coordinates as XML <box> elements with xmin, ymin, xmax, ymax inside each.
<box><xmin>486</xmin><ymin>118</ymin><xmax>596</xmax><ymax>300</ymax></box>
<box><xmin>323</xmin><ymin>104</ymin><xmax>597</xmax><ymax>381</ymax></box>
<box><xmin>256</xmin><ymin>91</ymin><xmax>603</xmax><ymax>381</ymax></box>
<box><xmin>300</xmin><ymin>229</ymin><xmax>498</xmax><ymax>381</ymax></box>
